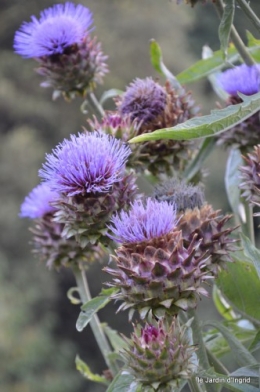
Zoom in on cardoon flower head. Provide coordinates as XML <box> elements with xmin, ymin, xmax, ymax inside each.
<box><xmin>20</xmin><ymin>183</ymin><xmax>58</xmax><ymax>219</ymax></box>
<box><xmin>108</xmin><ymin>198</ymin><xmax>177</xmax><ymax>244</ymax></box>
<box><xmin>217</xmin><ymin>64</ymin><xmax>260</xmax><ymax>151</ymax></box>
<box><xmin>14</xmin><ymin>3</ymin><xmax>108</xmax><ymax>99</ymax></box>
<box><xmin>39</xmin><ymin>131</ymin><xmax>137</xmax><ymax>247</ymax></box>
<box><xmin>121</xmin><ymin>319</ymin><xmax>197</xmax><ymax>391</ymax></box>
<box><xmin>240</xmin><ymin>145</ymin><xmax>260</xmax><ymax>208</ymax></box>
<box><xmin>117</xmin><ymin>78</ymin><xmax>199</xmax><ymax>176</ymax></box>
<box><xmin>20</xmin><ymin>183</ymin><xmax>105</xmax><ymax>269</ymax></box>
<box><xmin>153</xmin><ymin>179</ymin><xmax>238</xmax><ymax>274</ymax></box>
<box><xmin>105</xmin><ymin>198</ymin><xmax>211</xmax><ymax>318</ymax></box>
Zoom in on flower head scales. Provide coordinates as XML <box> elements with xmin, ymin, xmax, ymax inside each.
<box><xmin>218</xmin><ymin>64</ymin><xmax>260</xmax><ymax>97</ymax></box>
<box><xmin>119</xmin><ymin>77</ymin><xmax>167</xmax><ymax>125</ymax></box>
<box><xmin>39</xmin><ymin>132</ymin><xmax>131</xmax><ymax>197</ymax></box>
<box><xmin>14</xmin><ymin>2</ymin><xmax>93</xmax><ymax>58</ymax></box>
<box><xmin>108</xmin><ymin>198</ymin><xmax>177</xmax><ymax>244</ymax></box>
<box><xmin>20</xmin><ymin>183</ymin><xmax>59</xmax><ymax>219</ymax></box>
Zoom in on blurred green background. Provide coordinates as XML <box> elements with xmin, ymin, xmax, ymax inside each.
<box><xmin>1</xmin><ymin>1</ymin><xmax>260</xmax><ymax>391</ymax></box>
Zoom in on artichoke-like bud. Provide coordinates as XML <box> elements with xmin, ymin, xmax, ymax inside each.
<box><xmin>39</xmin><ymin>132</ymin><xmax>137</xmax><ymax>248</ymax></box>
<box><xmin>13</xmin><ymin>3</ymin><xmax>108</xmax><ymax>100</ymax></box>
<box><xmin>239</xmin><ymin>145</ymin><xmax>260</xmax><ymax>207</ymax></box>
<box><xmin>154</xmin><ymin>179</ymin><xmax>238</xmax><ymax>275</ymax></box>
<box><xmin>116</xmin><ymin>77</ymin><xmax>199</xmax><ymax>176</ymax></box>
<box><xmin>105</xmin><ymin>198</ymin><xmax>211</xmax><ymax>318</ymax></box>
<box><xmin>121</xmin><ymin>319</ymin><xmax>197</xmax><ymax>391</ymax></box>
<box><xmin>20</xmin><ymin>183</ymin><xmax>105</xmax><ymax>269</ymax></box>
<box><xmin>216</xmin><ymin>64</ymin><xmax>260</xmax><ymax>152</ymax></box>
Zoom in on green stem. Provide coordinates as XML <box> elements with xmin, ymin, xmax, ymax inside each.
<box><xmin>188</xmin><ymin>376</ymin><xmax>206</xmax><ymax>392</ymax></box>
<box><xmin>245</xmin><ymin>203</ymin><xmax>255</xmax><ymax>246</ymax></box>
<box><xmin>188</xmin><ymin>309</ymin><xmax>210</xmax><ymax>370</ymax></box>
<box><xmin>73</xmin><ymin>265</ymin><xmax>117</xmax><ymax>375</ymax></box>
<box><xmin>236</xmin><ymin>0</ymin><xmax>260</xmax><ymax>34</ymax></box>
<box><xmin>214</xmin><ymin>0</ymin><xmax>256</xmax><ymax>66</ymax></box>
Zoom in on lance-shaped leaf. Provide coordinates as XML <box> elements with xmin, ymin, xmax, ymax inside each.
<box><xmin>129</xmin><ymin>91</ymin><xmax>260</xmax><ymax>143</ymax></box>
<box><xmin>176</xmin><ymin>35</ymin><xmax>260</xmax><ymax>85</ymax></box>
<box><xmin>218</xmin><ymin>0</ymin><xmax>235</xmax><ymax>59</ymax></box>
<box><xmin>106</xmin><ymin>371</ymin><xmax>137</xmax><ymax>392</ymax></box>
<box><xmin>76</xmin><ymin>287</ymin><xmax>118</xmax><ymax>332</ymax></box>
<box><xmin>240</xmin><ymin>233</ymin><xmax>260</xmax><ymax>279</ymax></box>
<box><xmin>216</xmin><ymin>255</ymin><xmax>260</xmax><ymax>325</ymax></box>
<box><xmin>149</xmin><ymin>39</ymin><xmax>183</xmax><ymax>92</ymax></box>
<box><xmin>225</xmin><ymin>148</ymin><xmax>243</xmax><ymax>218</ymax></box>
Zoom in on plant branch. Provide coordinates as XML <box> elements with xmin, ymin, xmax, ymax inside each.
<box><xmin>236</xmin><ymin>0</ymin><xmax>260</xmax><ymax>34</ymax></box>
<box><xmin>214</xmin><ymin>0</ymin><xmax>256</xmax><ymax>66</ymax></box>
<box><xmin>88</xmin><ymin>91</ymin><xmax>105</xmax><ymax>117</ymax></box>
<box><xmin>73</xmin><ymin>265</ymin><xmax>117</xmax><ymax>375</ymax></box>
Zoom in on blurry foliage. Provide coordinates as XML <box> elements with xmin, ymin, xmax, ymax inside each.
<box><xmin>0</xmin><ymin>0</ymin><xmax>259</xmax><ymax>391</ymax></box>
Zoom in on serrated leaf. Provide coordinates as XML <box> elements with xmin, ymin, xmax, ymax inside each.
<box><xmin>240</xmin><ymin>233</ymin><xmax>260</xmax><ymax>279</ymax></box>
<box><xmin>75</xmin><ymin>355</ymin><xmax>109</xmax><ymax>385</ymax></box>
<box><xmin>106</xmin><ymin>371</ymin><xmax>136</xmax><ymax>392</ymax></box>
<box><xmin>225</xmin><ymin>148</ymin><xmax>243</xmax><ymax>218</ymax></box>
<box><xmin>216</xmin><ymin>256</ymin><xmax>260</xmax><ymax>324</ymax></box>
<box><xmin>150</xmin><ymin>39</ymin><xmax>183</xmax><ymax>91</ymax></box>
<box><xmin>103</xmin><ymin>324</ymin><xmax>128</xmax><ymax>352</ymax></box>
<box><xmin>99</xmin><ymin>89</ymin><xmax>123</xmax><ymax>106</ymax></box>
<box><xmin>129</xmin><ymin>91</ymin><xmax>260</xmax><ymax>143</ymax></box>
<box><xmin>218</xmin><ymin>0</ymin><xmax>235</xmax><ymax>59</ymax></box>
<box><xmin>176</xmin><ymin>40</ymin><xmax>260</xmax><ymax>85</ymax></box>
<box><xmin>76</xmin><ymin>287</ymin><xmax>118</xmax><ymax>332</ymax></box>
<box><xmin>205</xmin><ymin>321</ymin><xmax>257</xmax><ymax>367</ymax></box>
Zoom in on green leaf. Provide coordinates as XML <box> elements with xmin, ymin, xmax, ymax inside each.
<box><xmin>218</xmin><ymin>0</ymin><xmax>235</xmax><ymax>60</ymax></box>
<box><xmin>225</xmin><ymin>148</ymin><xmax>243</xmax><ymax>218</ymax></box>
<box><xmin>99</xmin><ymin>89</ymin><xmax>123</xmax><ymax>106</ymax></box>
<box><xmin>240</xmin><ymin>233</ymin><xmax>260</xmax><ymax>279</ymax></box>
<box><xmin>249</xmin><ymin>330</ymin><xmax>260</xmax><ymax>352</ymax></box>
<box><xmin>129</xmin><ymin>91</ymin><xmax>260</xmax><ymax>143</ymax></box>
<box><xmin>76</xmin><ymin>287</ymin><xmax>117</xmax><ymax>332</ymax></box>
<box><xmin>183</xmin><ymin>137</ymin><xmax>216</xmax><ymax>182</ymax></box>
<box><xmin>106</xmin><ymin>371</ymin><xmax>136</xmax><ymax>392</ymax></box>
<box><xmin>149</xmin><ymin>39</ymin><xmax>183</xmax><ymax>91</ymax></box>
<box><xmin>204</xmin><ymin>321</ymin><xmax>257</xmax><ymax>367</ymax></box>
<box><xmin>75</xmin><ymin>355</ymin><xmax>109</xmax><ymax>385</ymax></box>
<box><xmin>176</xmin><ymin>39</ymin><xmax>260</xmax><ymax>85</ymax></box>
<box><xmin>103</xmin><ymin>324</ymin><xmax>128</xmax><ymax>352</ymax></box>
<box><xmin>216</xmin><ymin>256</ymin><xmax>260</xmax><ymax>324</ymax></box>
<box><xmin>199</xmin><ymin>367</ymin><xmax>259</xmax><ymax>392</ymax></box>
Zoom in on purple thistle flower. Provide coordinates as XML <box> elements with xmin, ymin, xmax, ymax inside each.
<box><xmin>39</xmin><ymin>132</ymin><xmax>131</xmax><ymax>197</ymax></box>
<box><xmin>118</xmin><ymin>77</ymin><xmax>167</xmax><ymax>124</ymax></box>
<box><xmin>218</xmin><ymin>64</ymin><xmax>260</xmax><ymax>96</ymax></box>
<box><xmin>108</xmin><ymin>198</ymin><xmax>177</xmax><ymax>244</ymax></box>
<box><xmin>14</xmin><ymin>2</ymin><xmax>93</xmax><ymax>58</ymax></box>
<box><xmin>20</xmin><ymin>183</ymin><xmax>59</xmax><ymax>219</ymax></box>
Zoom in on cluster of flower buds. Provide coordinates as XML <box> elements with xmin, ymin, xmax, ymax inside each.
<box><xmin>16</xmin><ymin>3</ymin><xmax>241</xmax><ymax>390</ymax></box>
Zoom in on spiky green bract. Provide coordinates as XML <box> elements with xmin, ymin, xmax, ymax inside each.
<box><xmin>40</xmin><ymin>132</ymin><xmax>137</xmax><ymax>247</ymax></box>
<box><xmin>153</xmin><ymin>178</ymin><xmax>205</xmax><ymax>212</ymax></box>
<box><xmin>116</xmin><ymin>80</ymin><xmax>199</xmax><ymax>176</ymax></box>
<box><xmin>240</xmin><ymin>145</ymin><xmax>260</xmax><ymax>207</ymax></box>
<box><xmin>121</xmin><ymin>318</ymin><xmax>197</xmax><ymax>391</ymax></box>
<box><xmin>177</xmin><ymin>204</ymin><xmax>238</xmax><ymax>275</ymax></box>
<box><xmin>105</xmin><ymin>230</ymin><xmax>210</xmax><ymax>319</ymax></box>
